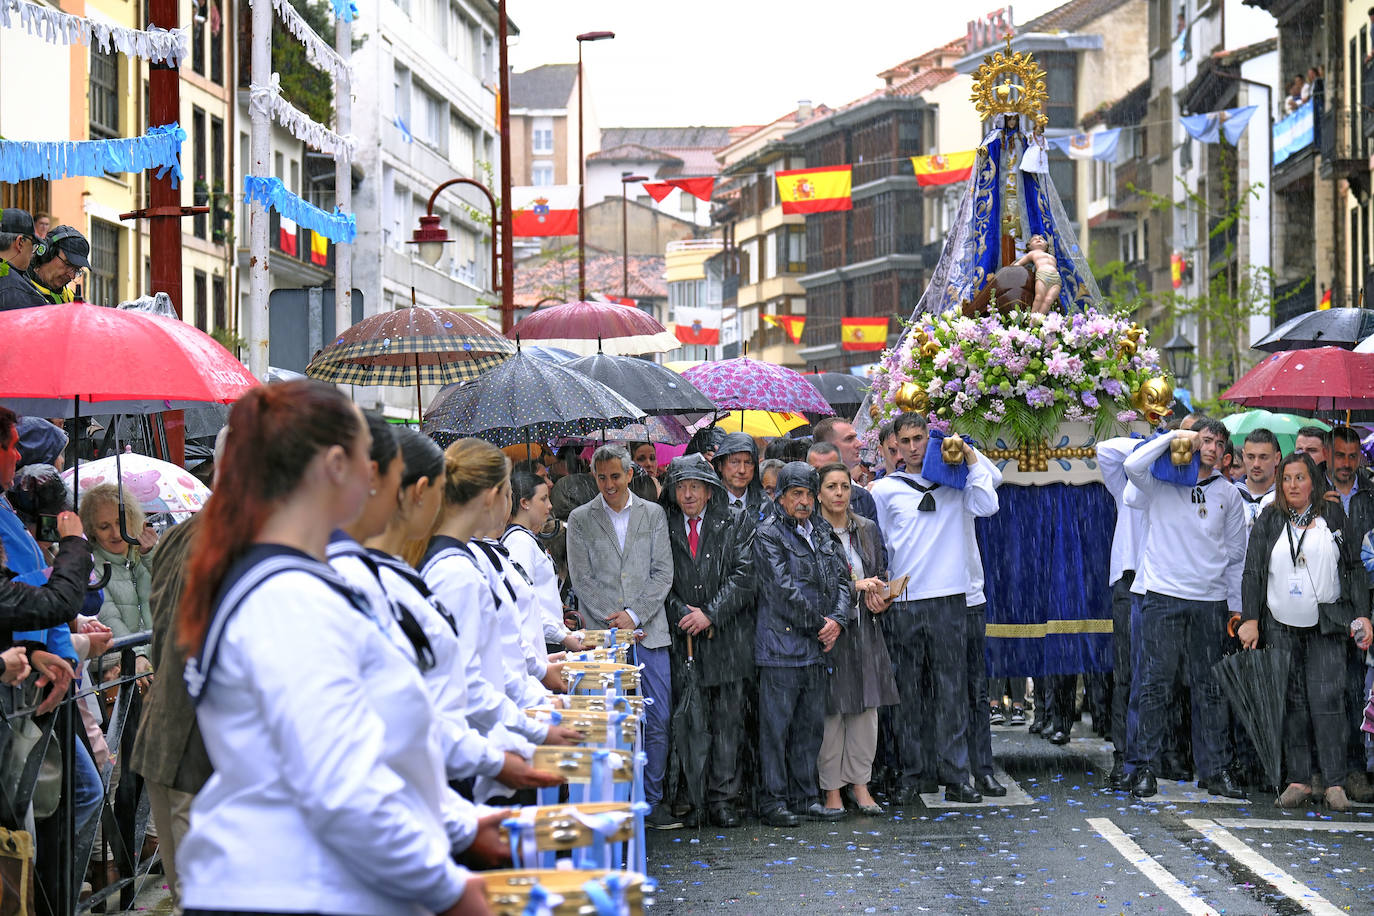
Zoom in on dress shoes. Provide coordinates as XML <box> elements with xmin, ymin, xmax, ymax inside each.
<box><xmin>976</xmin><ymin>773</ymin><xmax>1007</xmax><ymax>797</ymax></box>
<box><xmin>709</xmin><ymin>804</ymin><xmax>741</xmax><ymax>828</ymax></box>
<box><xmin>761</xmin><ymin>806</ymin><xmax>799</xmax><ymax>828</ymax></box>
<box><xmin>1048</xmin><ymin>728</ymin><xmax>1071</xmax><ymax>745</ymax></box>
<box><xmin>1108</xmin><ymin>752</ymin><xmax>1129</xmax><ymax>791</ymax></box>
<box><xmin>1130</xmin><ymin>768</ymin><xmax>1158</xmax><ymax>799</ymax></box>
<box><xmin>891</xmin><ymin>785</ymin><xmax>925</xmax><ymax>807</ymax></box>
<box><xmin>1203</xmin><ymin>769</ymin><xmax>1247</xmax><ymax>800</ymax></box>
<box><xmin>944</xmin><ymin>782</ymin><xmax>983</xmax><ymax>803</ymax></box>
<box><xmin>797</xmin><ymin>802</ymin><xmax>846</xmax><ymax>822</ymax></box>
<box><xmin>645</xmin><ymin>805</ymin><xmax>684</xmax><ymax>830</ymax></box>
<box><xmin>1159</xmin><ymin>754</ymin><xmax>1192</xmax><ymax>782</ymax></box>
<box><xmin>1028</xmin><ymin>717</ymin><xmax>1046</xmax><ymax>735</ymax></box>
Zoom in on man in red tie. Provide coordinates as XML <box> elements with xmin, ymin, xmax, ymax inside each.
<box><xmin>661</xmin><ymin>455</ymin><xmax>758</xmax><ymax>829</ymax></box>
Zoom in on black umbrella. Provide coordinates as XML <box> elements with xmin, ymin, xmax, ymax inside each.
<box><xmin>668</xmin><ymin>634</ymin><xmax>709</xmax><ymax>825</ymax></box>
<box><xmin>564</xmin><ymin>353</ymin><xmax>716</xmax><ymax>416</ymax></box>
<box><xmin>421</xmin><ymin>351</ymin><xmax>644</xmax><ymax>448</ymax></box>
<box><xmin>804</xmin><ymin>372</ymin><xmax>868</xmax><ymax>415</ymax></box>
<box><xmin>1252</xmin><ymin>308</ymin><xmax>1374</xmax><ymax>352</ymax></box>
<box><xmin>1213</xmin><ymin>648</ymin><xmax>1290</xmax><ymax>789</ymax></box>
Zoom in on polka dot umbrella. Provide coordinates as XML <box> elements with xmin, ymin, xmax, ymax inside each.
<box><xmin>422</xmin><ymin>352</ymin><xmax>646</xmax><ymax>447</ymax></box>
<box><xmin>681</xmin><ymin>357</ymin><xmax>834</xmax><ymax>416</ymax></box>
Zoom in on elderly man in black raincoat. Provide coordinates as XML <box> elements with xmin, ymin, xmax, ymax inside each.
<box><xmin>660</xmin><ymin>455</ymin><xmax>757</xmax><ymax>828</ymax></box>
<box><xmin>753</xmin><ymin>461</ymin><xmax>852</xmax><ymax>827</ymax></box>
<box><xmin>712</xmin><ymin>432</ymin><xmax>774</xmax><ymax>525</ymax></box>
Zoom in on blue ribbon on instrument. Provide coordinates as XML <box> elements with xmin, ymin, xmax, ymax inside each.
<box><xmin>243</xmin><ymin>174</ymin><xmax>357</xmax><ymax>244</ymax></box>
<box><xmin>521</xmin><ymin>883</ymin><xmax>563</xmax><ymax>916</ymax></box>
<box><xmin>582</xmin><ymin>871</ymin><xmax>632</xmax><ymax>916</ymax></box>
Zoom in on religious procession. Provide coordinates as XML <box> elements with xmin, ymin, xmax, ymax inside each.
<box><xmin>3</xmin><ymin>0</ymin><xmax>1374</xmax><ymax>913</ymax></box>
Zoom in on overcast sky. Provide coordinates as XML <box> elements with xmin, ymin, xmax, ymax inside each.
<box><xmin>507</xmin><ymin>0</ymin><xmax>1065</xmax><ymax>128</ymax></box>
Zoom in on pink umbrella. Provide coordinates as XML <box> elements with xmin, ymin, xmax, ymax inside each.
<box><xmin>681</xmin><ymin>357</ymin><xmax>834</xmax><ymax>416</ymax></box>
<box><xmin>508</xmin><ymin>300</ymin><xmax>679</xmax><ymax>357</ymax></box>
<box><xmin>1221</xmin><ymin>346</ymin><xmax>1374</xmax><ymax>411</ymax></box>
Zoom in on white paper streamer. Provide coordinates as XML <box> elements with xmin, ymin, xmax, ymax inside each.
<box><xmin>267</xmin><ymin>0</ymin><xmax>349</xmax><ymax>85</ymax></box>
<box><xmin>0</xmin><ymin>0</ymin><xmax>188</xmax><ymax>65</ymax></box>
<box><xmin>250</xmin><ymin>75</ymin><xmax>356</xmax><ymax>158</ymax></box>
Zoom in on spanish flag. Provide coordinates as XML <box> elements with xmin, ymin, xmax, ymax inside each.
<box><xmin>910</xmin><ymin>151</ymin><xmax>976</xmax><ymax>187</ymax></box>
<box><xmin>310</xmin><ymin>230</ymin><xmax>328</xmax><ymax>266</ymax></box>
<box><xmin>776</xmin><ymin>166</ymin><xmax>852</xmax><ymax>214</ymax></box>
<box><xmin>762</xmin><ymin>314</ymin><xmax>806</xmax><ymax>343</ymax></box>
<box><xmin>841</xmin><ymin>316</ymin><xmax>890</xmax><ymax>351</ymax></box>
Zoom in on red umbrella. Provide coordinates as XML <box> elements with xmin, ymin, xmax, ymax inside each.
<box><xmin>508</xmin><ymin>299</ymin><xmax>678</xmax><ymax>356</ymax></box>
<box><xmin>1222</xmin><ymin>346</ymin><xmax>1374</xmax><ymax>412</ymax></box>
<box><xmin>0</xmin><ymin>301</ymin><xmax>259</xmax><ymax>416</ymax></box>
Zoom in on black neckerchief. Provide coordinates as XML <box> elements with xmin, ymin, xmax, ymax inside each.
<box><xmin>1191</xmin><ymin>474</ymin><xmax>1221</xmax><ymax>508</ymax></box>
<box><xmin>327</xmin><ymin>534</ymin><xmax>436</xmax><ymax>671</ymax></box>
<box><xmin>893</xmin><ymin>473</ymin><xmax>938</xmax><ymax>512</ymax></box>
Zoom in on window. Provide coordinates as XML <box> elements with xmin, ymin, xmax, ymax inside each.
<box><xmin>448</xmin><ymin>6</ymin><xmax>469</xmax><ymax>63</ymax></box>
<box><xmin>531</xmin><ymin>163</ymin><xmax>554</xmax><ymax>186</ymax></box>
<box><xmin>193</xmin><ymin>107</ymin><xmax>208</xmax><ymax>239</ymax></box>
<box><xmin>680</xmin><ymin>194</ymin><xmax>695</xmax><ymax>216</ymax></box>
<box><xmin>89</xmin><ymin>221</ymin><xmax>121</xmax><ymax>308</ymax></box>
<box><xmin>394</xmin><ymin>65</ymin><xmax>411</xmax><ymax>124</ymax></box>
<box><xmin>89</xmin><ymin>48</ymin><xmax>120</xmax><ymax>139</ymax></box>
<box><xmin>415</xmin><ymin>84</ymin><xmax>445</xmax><ymax>150</ymax></box>
<box><xmin>211</xmin><ymin>116</ymin><xmax>226</xmax><ymax>243</ymax></box>
<box><xmin>1040</xmin><ymin>53</ymin><xmax>1077</xmax><ymax>130</ymax></box>
<box><xmin>274</xmin><ymin>151</ymin><xmax>284</xmax><ymax>180</ymax></box>
<box><xmin>192</xmin><ymin>17</ymin><xmax>205</xmax><ymax>76</ymax></box>
<box><xmin>450</xmin><ymin>115</ymin><xmax>476</xmax><ymax>173</ymax></box>
<box><xmin>481</xmin><ymin>32</ymin><xmax>493</xmax><ymax>81</ymax></box>
<box><xmin>532</xmin><ymin>117</ymin><xmax>554</xmax><ymax>154</ymax></box>
<box><xmin>764</xmin><ymin>231</ymin><xmax>778</xmax><ymax>279</ymax></box>
<box><xmin>213</xmin><ymin>275</ymin><xmax>227</xmax><ymax>330</ymax></box>
<box><xmin>391</xmin><ymin>0</ymin><xmax>410</xmax><ymax>17</ymax></box>
<box><xmin>210</xmin><ymin>4</ymin><xmax>223</xmax><ymax>84</ymax></box>
<box><xmin>1050</xmin><ymin>159</ymin><xmax>1077</xmax><ymax>225</ymax></box>
<box><xmin>193</xmin><ymin>270</ymin><xmax>208</xmax><ymax>331</ymax></box>
<box><xmin>776</xmin><ymin>225</ymin><xmax>806</xmax><ymax>273</ymax></box>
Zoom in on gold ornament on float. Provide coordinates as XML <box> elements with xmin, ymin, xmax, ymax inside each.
<box><xmin>1170</xmin><ymin>436</ymin><xmax>1194</xmax><ymax>466</ymax></box>
<box><xmin>1117</xmin><ymin>322</ymin><xmax>1144</xmax><ymax>358</ymax></box>
<box><xmin>1130</xmin><ymin>376</ymin><xmax>1174</xmax><ymax>427</ymax></box>
<box><xmin>970</xmin><ymin>37</ymin><xmax>1050</xmax><ymax>130</ymax></box>
<box><xmin>893</xmin><ymin>381</ymin><xmax>929</xmax><ymax>413</ymax></box>
<box><xmin>942</xmin><ymin>434</ymin><xmax>966</xmax><ymax>465</ymax></box>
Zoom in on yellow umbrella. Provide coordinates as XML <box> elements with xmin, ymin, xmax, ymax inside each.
<box><xmin>711</xmin><ymin>410</ymin><xmax>808</xmax><ymax>437</ymax></box>
<box><xmin>662</xmin><ymin>360</ymin><xmax>705</xmax><ymax>374</ymax></box>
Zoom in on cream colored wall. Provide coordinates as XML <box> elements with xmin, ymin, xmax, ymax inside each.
<box><xmin>927</xmin><ymin>75</ymin><xmax>979</xmax><ymax>153</ymax></box>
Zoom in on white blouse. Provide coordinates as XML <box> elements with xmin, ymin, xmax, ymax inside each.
<box><xmin>1266</xmin><ymin>517</ymin><xmax>1340</xmax><ymax>628</ymax></box>
<box><xmin>503</xmin><ymin>525</ymin><xmax>570</xmax><ymax>645</ymax></box>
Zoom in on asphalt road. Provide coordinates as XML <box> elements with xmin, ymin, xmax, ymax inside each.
<box><xmin>646</xmin><ymin>725</ymin><xmax>1374</xmax><ymax>915</ymax></box>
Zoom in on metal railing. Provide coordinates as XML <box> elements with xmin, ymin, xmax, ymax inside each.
<box><xmin>0</xmin><ymin>632</ymin><xmax>155</xmax><ymax>916</ymax></box>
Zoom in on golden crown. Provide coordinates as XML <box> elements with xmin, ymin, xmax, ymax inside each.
<box><xmin>970</xmin><ymin>37</ymin><xmax>1049</xmax><ymax>130</ymax></box>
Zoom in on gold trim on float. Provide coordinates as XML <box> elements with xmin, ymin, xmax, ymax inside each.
<box><xmin>985</xmin><ymin>619</ymin><xmax>1115</xmax><ymax>638</ymax></box>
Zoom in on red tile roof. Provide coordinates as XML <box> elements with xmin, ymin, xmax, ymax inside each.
<box><xmin>514</xmin><ymin>253</ymin><xmax>666</xmax><ymax>307</ymax></box>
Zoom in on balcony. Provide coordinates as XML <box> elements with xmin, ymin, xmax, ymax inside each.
<box><xmin>1273</xmin><ymin>275</ymin><xmax>1315</xmax><ymax>325</ymax></box>
<box><xmin>1317</xmin><ymin>97</ymin><xmax>1367</xmax><ymax>181</ymax></box>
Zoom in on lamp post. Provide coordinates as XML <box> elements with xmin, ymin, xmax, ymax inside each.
<box><xmin>409</xmin><ymin>177</ymin><xmax>499</xmax><ymax>313</ymax></box>
<box><xmin>620</xmin><ymin>173</ymin><xmax>648</xmax><ymax>299</ymax></box>
<box><xmin>576</xmin><ymin>29</ymin><xmax>615</xmax><ymax>302</ymax></box>
<box><xmin>1163</xmin><ymin>329</ymin><xmax>1195</xmax><ymax>384</ymax></box>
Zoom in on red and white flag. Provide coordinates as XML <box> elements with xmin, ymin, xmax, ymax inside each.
<box><xmin>279</xmin><ymin>215</ymin><xmax>298</xmax><ymax>256</ymax></box>
<box><xmin>674</xmin><ymin>306</ymin><xmax>721</xmax><ymax>345</ymax></box>
<box><xmin>512</xmin><ymin>185</ymin><xmax>579</xmax><ymax>237</ymax></box>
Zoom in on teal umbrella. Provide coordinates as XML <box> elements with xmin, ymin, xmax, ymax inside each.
<box><xmin>1221</xmin><ymin>409</ymin><xmax>1330</xmax><ymax>457</ymax></box>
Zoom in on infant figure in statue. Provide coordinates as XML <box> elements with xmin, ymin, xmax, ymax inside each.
<box><xmin>1012</xmin><ymin>234</ymin><xmax>1062</xmax><ymax>314</ymax></box>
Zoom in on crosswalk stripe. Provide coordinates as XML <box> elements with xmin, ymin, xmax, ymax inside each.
<box><xmin>1086</xmin><ymin>817</ymin><xmax>1221</xmax><ymax>916</ymax></box>
<box><xmin>1184</xmin><ymin>818</ymin><xmax>1345</xmax><ymax>916</ymax></box>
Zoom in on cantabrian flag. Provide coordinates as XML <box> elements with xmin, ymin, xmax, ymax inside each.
<box><xmin>310</xmin><ymin>230</ymin><xmax>328</xmax><ymax>266</ymax></box>
<box><xmin>278</xmin><ymin>215</ymin><xmax>298</xmax><ymax>256</ymax></box>
<box><xmin>674</xmin><ymin>306</ymin><xmax>721</xmax><ymax>345</ymax></box>
<box><xmin>512</xmin><ymin>185</ymin><xmax>579</xmax><ymax>237</ymax></box>
<box><xmin>910</xmin><ymin>151</ymin><xmax>976</xmax><ymax>187</ymax></box>
<box><xmin>775</xmin><ymin>166</ymin><xmax>852</xmax><ymax>214</ymax></box>
<box><xmin>762</xmin><ymin>314</ymin><xmax>806</xmax><ymax>343</ymax></box>
<box><xmin>841</xmin><ymin>316</ymin><xmax>890</xmax><ymax>351</ymax></box>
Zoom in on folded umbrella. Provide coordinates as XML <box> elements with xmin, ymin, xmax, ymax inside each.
<box><xmin>1212</xmin><ymin>648</ymin><xmax>1289</xmax><ymax>790</ymax></box>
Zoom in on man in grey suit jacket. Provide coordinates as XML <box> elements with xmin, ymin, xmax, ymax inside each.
<box><xmin>567</xmin><ymin>443</ymin><xmax>676</xmax><ymax>827</ymax></box>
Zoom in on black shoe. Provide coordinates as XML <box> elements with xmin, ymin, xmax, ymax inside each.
<box><xmin>1049</xmin><ymin>728</ymin><xmax>1070</xmax><ymax>745</ymax></box>
<box><xmin>1008</xmin><ymin>705</ymin><xmax>1026</xmax><ymax>726</ymax></box>
<box><xmin>944</xmin><ymin>782</ymin><xmax>983</xmax><ymax>803</ymax></box>
<box><xmin>1130</xmin><ymin>768</ymin><xmax>1158</xmax><ymax>799</ymax></box>
<box><xmin>989</xmin><ymin>705</ymin><xmax>1005</xmax><ymax>725</ymax></box>
<box><xmin>1108</xmin><ymin>753</ymin><xmax>1128</xmax><ymax>790</ymax></box>
<box><xmin>1160</xmin><ymin>754</ymin><xmax>1192</xmax><ymax>783</ymax></box>
<box><xmin>709</xmin><ymin>804</ymin><xmax>740</xmax><ymax>828</ymax></box>
<box><xmin>760</xmin><ymin>806</ymin><xmax>799</xmax><ymax>828</ymax></box>
<box><xmin>892</xmin><ymin>785</ymin><xmax>924</xmax><ymax>806</ymax></box>
<box><xmin>919</xmin><ymin>778</ymin><xmax>939</xmax><ymax>794</ymax></box>
<box><xmin>1028</xmin><ymin>717</ymin><xmax>1045</xmax><ymax>735</ymax></box>
<box><xmin>681</xmin><ymin>808</ymin><xmax>700</xmax><ymax>828</ymax></box>
<box><xmin>976</xmin><ymin>773</ymin><xmax>1007</xmax><ymax>797</ymax></box>
<box><xmin>1204</xmin><ymin>769</ymin><xmax>1248</xmax><ymax>800</ymax></box>
<box><xmin>797</xmin><ymin>802</ymin><xmax>846</xmax><ymax>822</ymax></box>
<box><xmin>645</xmin><ymin>804</ymin><xmax>685</xmax><ymax>830</ymax></box>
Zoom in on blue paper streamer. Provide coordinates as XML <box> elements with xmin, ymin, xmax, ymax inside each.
<box><xmin>243</xmin><ymin>175</ymin><xmax>356</xmax><ymax>244</ymax></box>
<box><xmin>328</xmin><ymin>0</ymin><xmax>357</xmax><ymax>21</ymax></box>
<box><xmin>0</xmin><ymin>123</ymin><xmax>185</xmax><ymax>185</ymax></box>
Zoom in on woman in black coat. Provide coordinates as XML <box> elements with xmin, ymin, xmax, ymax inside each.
<box><xmin>1239</xmin><ymin>452</ymin><xmax>1373</xmax><ymax>811</ymax></box>
<box><xmin>814</xmin><ymin>463</ymin><xmax>899</xmax><ymax>816</ymax></box>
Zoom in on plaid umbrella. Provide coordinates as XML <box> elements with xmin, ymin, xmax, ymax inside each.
<box><xmin>682</xmin><ymin>358</ymin><xmax>834</xmax><ymax>415</ymax></box>
<box><xmin>305</xmin><ymin>306</ymin><xmax>515</xmax><ymax>388</ymax></box>
<box><xmin>422</xmin><ymin>352</ymin><xmax>645</xmax><ymax>447</ymax></box>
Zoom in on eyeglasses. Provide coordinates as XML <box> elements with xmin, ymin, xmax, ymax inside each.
<box><xmin>54</xmin><ymin>252</ymin><xmax>80</xmax><ymax>275</ymax></box>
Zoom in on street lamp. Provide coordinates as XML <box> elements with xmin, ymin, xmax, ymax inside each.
<box><xmin>576</xmin><ymin>29</ymin><xmax>615</xmax><ymax>302</ymax></box>
<box><xmin>1163</xmin><ymin>329</ymin><xmax>1195</xmax><ymax>382</ymax></box>
<box><xmin>409</xmin><ymin>176</ymin><xmax>499</xmax><ymax>306</ymax></box>
<box><xmin>620</xmin><ymin>173</ymin><xmax>648</xmax><ymax>298</ymax></box>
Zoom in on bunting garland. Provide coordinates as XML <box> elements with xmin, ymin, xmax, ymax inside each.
<box><xmin>270</xmin><ymin>0</ymin><xmax>349</xmax><ymax>84</ymax></box>
<box><xmin>0</xmin><ymin>123</ymin><xmax>186</xmax><ymax>185</ymax></box>
<box><xmin>244</xmin><ymin>175</ymin><xmax>357</xmax><ymax>244</ymax></box>
<box><xmin>250</xmin><ymin>75</ymin><xmax>357</xmax><ymax>157</ymax></box>
<box><xmin>326</xmin><ymin>0</ymin><xmax>357</xmax><ymax>21</ymax></box>
<box><xmin>0</xmin><ymin>0</ymin><xmax>189</xmax><ymax>65</ymax></box>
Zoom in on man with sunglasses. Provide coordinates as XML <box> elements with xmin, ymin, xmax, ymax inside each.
<box><xmin>24</xmin><ymin>225</ymin><xmax>89</xmax><ymax>305</ymax></box>
<box><xmin>0</xmin><ymin>208</ymin><xmax>47</xmax><ymax>311</ymax></box>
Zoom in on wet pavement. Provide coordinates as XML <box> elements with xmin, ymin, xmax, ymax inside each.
<box><xmin>647</xmin><ymin>724</ymin><xmax>1374</xmax><ymax>914</ymax></box>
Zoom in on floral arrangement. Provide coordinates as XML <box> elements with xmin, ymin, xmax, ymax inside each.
<box><xmin>869</xmin><ymin>307</ymin><xmax>1168</xmax><ymax>447</ymax></box>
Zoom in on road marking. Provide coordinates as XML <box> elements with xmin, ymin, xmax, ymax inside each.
<box><xmin>1086</xmin><ymin>817</ymin><xmax>1221</xmax><ymax>916</ymax></box>
<box><xmin>1214</xmin><ymin>817</ymin><xmax>1374</xmax><ymax>832</ymax></box>
<box><xmin>1185</xmin><ymin>818</ymin><xmax>1345</xmax><ymax>916</ymax></box>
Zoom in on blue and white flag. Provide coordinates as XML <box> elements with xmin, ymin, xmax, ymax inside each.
<box><xmin>1048</xmin><ymin>128</ymin><xmax>1121</xmax><ymax>161</ymax></box>
<box><xmin>1181</xmin><ymin>106</ymin><xmax>1257</xmax><ymax>145</ymax></box>
<box><xmin>393</xmin><ymin>116</ymin><xmax>413</xmax><ymax>144</ymax></box>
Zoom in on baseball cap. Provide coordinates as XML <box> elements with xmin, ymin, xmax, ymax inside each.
<box><xmin>48</xmin><ymin>227</ymin><xmax>90</xmax><ymax>269</ymax></box>
<box><xmin>0</xmin><ymin>209</ymin><xmax>35</xmax><ymax>238</ymax></box>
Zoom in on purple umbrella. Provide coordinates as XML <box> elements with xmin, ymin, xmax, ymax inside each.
<box><xmin>682</xmin><ymin>358</ymin><xmax>834</xmax><ymax>416</ymax></box>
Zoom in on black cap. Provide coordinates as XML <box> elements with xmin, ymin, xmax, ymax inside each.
<box><xmin>0</xmin><ymin>209</ymin><xmax>35</xmax><ymax>238</ymax></box>
<box><xmin>48</xmin><ymin>227</ymin><xmax>90</xmax><ymax>269</ymax></box>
